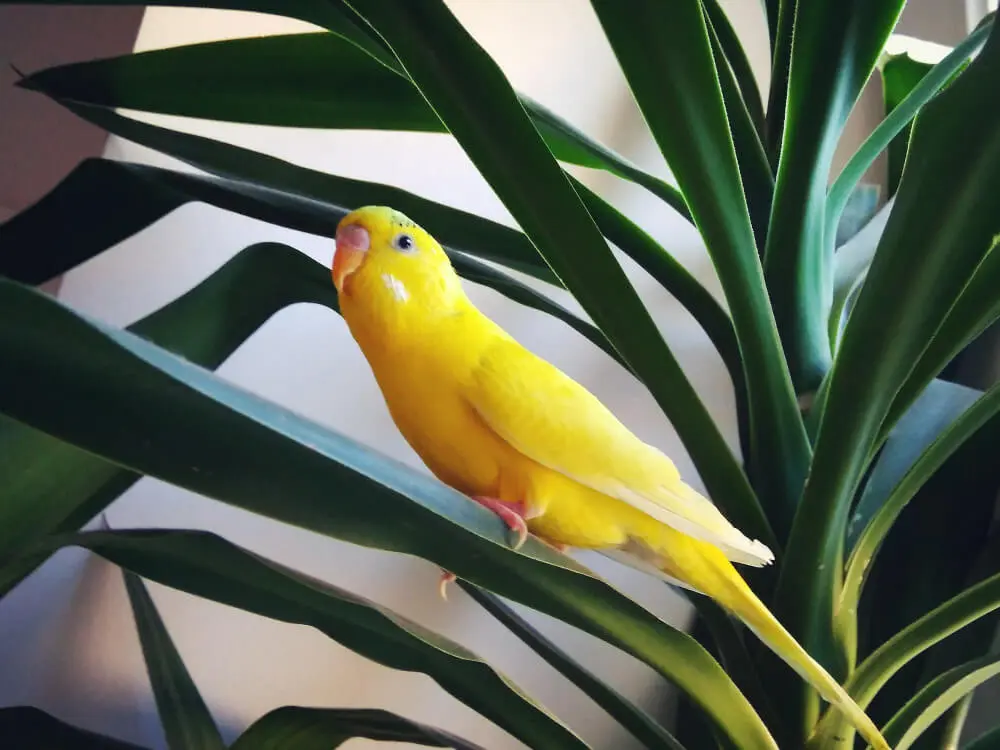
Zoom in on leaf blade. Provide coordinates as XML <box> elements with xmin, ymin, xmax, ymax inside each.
<box><xmin>122</xmin><ymin>571</ymin><xmax>226</xmax><ymax>750</ymax></box>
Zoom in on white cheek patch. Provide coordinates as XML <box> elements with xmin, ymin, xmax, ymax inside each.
<box><xmin>381</xmin><ymin>273</ymin><xmax>410</xmax><ymax>302</ymax></box>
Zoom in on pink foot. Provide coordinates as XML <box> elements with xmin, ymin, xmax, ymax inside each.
<box><xmin>439</xmin><ymin>570</ymin><xmax>457</xmax><ymax>601</ymax></box>
<box><xmin>472</xmin><ymin>495</ymin><xmax>529</xmax><ymax>550</ymax></box>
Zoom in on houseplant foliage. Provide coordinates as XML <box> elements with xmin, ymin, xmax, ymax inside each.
<box><xmin>1</xmin><ymin>0</ymin><xmax>1000</xmax><ymax>747</ymax></box>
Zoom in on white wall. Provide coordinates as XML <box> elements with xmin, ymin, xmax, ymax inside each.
<box><xmin>0</xmin><ymin>2</ymin><xmax>962</xmax><ymax>748</ymax></box>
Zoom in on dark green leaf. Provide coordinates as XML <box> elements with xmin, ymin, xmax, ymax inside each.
<box><xmin>968</xmin><ymin>724</ymin><xmax>1000</xmax><ymax>750</ymax></box>
<box><xmin>123</xmin><ymin>571</ymin><xmax>225</xmax><ymax>750</ymax></box>
<box><xmin>0</xmin><ymin>707</ymin><xmax>149</xmax><ymax>749</ymax></box>
<box><xmin>459</xmin><ymin>583</ymin><xmax>685</xmax><ymax>750</ymax></box>
<box><xmin>837</xmin><ymin>379</ymin><xmax>998</xmax><ymax>661</ymax></box>
<box><xmin>883</xmin><ymin>234</ymin><xmax>1000</xmax><ymax>439</ymax></box>
<box><xmin>881</xmin><ymin>654</ymin><xmax>1000</xmax><ymax>749</ymax></box>
<box><xmin>0</xmin><ymin>279</ymin><xmax>774</xmax><ymax>749</ymax></box>
<box><xmin>764</xmin><ymin>0</ymin><xmax>796</xmax><ymax>166</ymax></box>
<box><xmin>774</xmin><ymin>17</ymin><xmax>1000</xmax><ymax>719</ymax></box>
<box><xmin>764</xmin><ymin>0</ymin><xmax>904</xmax><ymax>393</ymax></box>
<box><xmin>231</xmin><ymin>706</ymin><xmax>485</xmax><ymax>750</ymax></box>
<box><xmin>45</xmin><ymin>530</ymin><xmax>583</xmax><ymax>749</ymax></box>
<box><xmin>589</xmin><ymin>0</ymin><xmax>806</xmax><ymax>544</ymax></box>
<box><xmin>348</xmin><ymin>0</ymin><xmax>773</xmax><ymax>564</ymax></box>
<box><xmin>827</xmin><ymin>21</ymin><xmax>990</xmax><ymax>240</ymax></box>
<box><xmin>703</xmin><ymin>0</ymin><xmax>766</xmax><ymax>138</ymax></box>
<box><xmin>704</xmin><ymin>3</ymin><xmax>774</xmax><ymax>255</ymax></box>
<box><xmin>0</xmin><ymin>243</ymin><xmax>337</xmax><ymax>597</ymax></box>
<box><xmin>812</xmin><ymin>570</ymin><xmax>1000</xmax><ymax>747</ymax></box>
<box><xmin>17</xmin><ymin>30</ymin><xmax>686</xmax><ymax>212</ymax></box>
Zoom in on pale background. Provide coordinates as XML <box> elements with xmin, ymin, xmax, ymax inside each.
<box><xmin>0</xmin><ymin>1</ymin><xmax>988</xmax><ymax>748</ymax></box>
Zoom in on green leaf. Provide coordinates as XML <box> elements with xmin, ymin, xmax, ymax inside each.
<box><xmin>774</xmin><ymin>16</ymin><xmax>1000</xmax><ymax>720</ymax></box>
<box><xmin>0</xmin><ymin>707</ymin><xmax>150</xmax><ymax>749</ymax></box>
<box><xmin>0</xmin><ymin>243</ymin><xmax>337</xmax><ymax>597</ymax></box>
<box><xmin>588</xmin><ymin>0</ymin><xmax>806</xmax><ymax>543</ymax></box>
<box><xmin>704</xmin><ymin>2</ymin><xmax>774</xmax><ymax>255</ymax></box>
<box><xmin>968</xmin><ymin>724</ymin><xmax>1000</xmax><ymax>750</ymax></box>
<box><xmin>703</xmin><ymin>0</ymin><xmax>766</xmax><ymax>138</ymax></box>
<box><xmin>0</xmin><ymin>279</ymin><xmax>775</xmax><ymax>749</ymax></box>
<box><xmin>347</xmin><ymin>0</ymin><xmax>773</xmax><ymax>558</ymax></box>
<box><xmin>17</xmin><ymin>31</ymin><xmax>687</xmax><ymax>214</ymax></box>
<box><xmin>122</xmin><ymin>571</ymin><xmax>226</xmax><ymax>750</ymax></box>
<box><xmin>231</xmin><ymin>706</ymin><xmax>485</xmax><ymax>750</ymax></box>
<box><xmin>764</xmin><ymin>0</ymin><xmax>796</xmax><ymax>166</ymax></box>
<box><xmin>458</xmin><ymin>583</ymin><xmax>685</xmax><ymax>750</ymax></box>
<box><xmin>812</xmin><ymin>570</ymin><xmax>1000</xmax><ymax>747</ymax></box>
<box><xmin>883</xmin><ymin>234</ymin><xmax>1000</xmax><ymax>440</ymax></box>
<box><xmin>837</xmin><ymin>379</ymin><xmax>999</xmax><ymax>661</ymax></box>
<box><xmin>764</xmin><ymin>0</ymin><xmax>905</xmax><ymax>393</ymax></box>
<box><xmin>44</xmin><ymin>529</ymin><xmax>583</xmax><ymax>749</ymax></box>
<box><xmin>881</xmin><ymin>654</ymin><xmax>1000</xmax><ymax>750</ymax></box>
<box><xmin>827</xmin><ymin>21</ymin><xmax>990</xmax><ymax>242</ymax></box>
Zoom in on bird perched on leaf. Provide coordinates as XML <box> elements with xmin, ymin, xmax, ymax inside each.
<box><xmin>332</xmin><ymin>205</ymin><xmax>890</xmax><ymax>750</ymax></box>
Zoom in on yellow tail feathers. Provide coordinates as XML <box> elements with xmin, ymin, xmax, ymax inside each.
<box><xmin>629</xmin><ymin>528</ymin><xmax>890</xmax><ymax>750</ymax></box>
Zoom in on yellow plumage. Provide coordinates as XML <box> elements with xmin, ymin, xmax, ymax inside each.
<box><xmin>332</xmin><ymin>206</ymin><xmax>890</xmax><ymax>750</ymax></box>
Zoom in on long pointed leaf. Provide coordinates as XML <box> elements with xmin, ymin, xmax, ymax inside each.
<box><xmin>17</xmin><ymin>30</ymin><xmax>687</xmax><ymax>215</ymax></box>
<box><xmin>122</xmin><ymin>571</ymin><xmax>226</xmax><ymax>750</ymax></box>
<box><xmin>812</xmin><ymin>571</ymin><xmax>1000</xmax><ymax>747</ymax></box>
<box><xmin>589</xmin><ymin>0</ymin><xmax>807</xmax><ymax>542</ymax></box>
<box><xmin>881</xmin><ymin>654</ymin><xmax>1000</xmax><ymax>750</ymax></box>
<box><xmin>764</xmin><ymin>0</ymin><xmax>905</xmax><ymax>393</ymax></box>
<box><xmin>0</xmin><ymin>243</ymin><xmax>337</xmax><ymax>596</ymax></box>
<box><xmin>346</xmin><ymin>0</ymin><xmax>772</xmax><ymax>562</ymax></box>
<box><xmin>774</xmin><ymin>16</ymin><xmax>1000</xmax><ymax>718</ymax></box>
<box><xmin>230</xmin><ymin>706</ymin><xmax>485</xmax><ymax>750</ymax></box>
<box><xmin>827</xmin><ymin>21</ymin><xmax>990</xmax><ymax>242</ymax></box>
<box><xmin>703</xmin><ymin>0</ymin><xmax>766</xmax><ymax>138</ymax></box>
<box><xmin>45</xmin><ymin>530</ymin><xmax>584</xmax><ymax>749</ymax></box>
<box><xmin>458</xmin><ymin>583</ymin><xmax>685</xmax><ymax>750</ymax></box>
<box><xmin>0</xmin><ymin>279</ymin><xmax>775</xmax><ymax>749</ymax></box>
<box><xmin>837</xmin><ymin>380</ymin><xmax>1000</xmax><ymax>662</ymax></box>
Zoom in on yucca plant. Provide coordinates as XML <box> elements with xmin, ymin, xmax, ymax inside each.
<box><xmin>2</xmin><ymin>1</ymin><xmax>1000</xmax><ymax>748</ymax></box>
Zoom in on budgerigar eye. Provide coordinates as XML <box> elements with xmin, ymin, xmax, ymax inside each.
<box><xmin>391</xmin><ymin>232</ymin><xmax>416</xmax><ymax>252</ymax></box>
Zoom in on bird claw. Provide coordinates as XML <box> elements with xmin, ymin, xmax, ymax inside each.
<box><xmin>472</xmin><ymin>495</ymin><xmax>529</xmax><ymax>550</ymax></box>
<box><xmin>439</xmin><ymin>570</ymin><xmax>457</xmax><ymax>600</ymax></box>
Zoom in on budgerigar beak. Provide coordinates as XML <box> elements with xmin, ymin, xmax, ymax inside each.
<box><xmin>333</xmin><ymin>223</ymin><xmax>370</xmax><ymax>293</ymax></box>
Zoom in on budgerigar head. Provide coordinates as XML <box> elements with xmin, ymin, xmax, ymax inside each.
<box><xmin>332</xmin><ymin>206</ymin><xmax>463</xmax><ymax>311</ymax></box>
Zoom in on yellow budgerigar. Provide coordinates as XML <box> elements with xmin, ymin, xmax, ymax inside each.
<box><xmin>332</xmin><ymin>205</ymin><xmax>890</xmax><ymax>750</ymax></box>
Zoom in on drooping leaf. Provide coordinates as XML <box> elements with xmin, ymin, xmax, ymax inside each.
<box><xmin>0</xmin><ymin>243</ymin><xmax>337</xmax><ymax>597</ymax></box>
<box><xmin>122</xmin><ymin>571</ymin><xmax>226</xmax><ymax>750</ymax></box>
<box><xmin>459</xmin><ymin>583</ymin><xmax>685</xmax><ymax>750</ymax></box>
<box><xmin>774</xmin><ymin>18</ymin><xmax>1000</xmax><ymax>718</ymax></box>
<box><xmin>968</xmin><ymin>724</ymin><xmax>1000</xmax><ymax>750</ymax></box>
<box><xmin>40</xmin><ymin>530</ymin><xmax>584</xmax><ymax>749</ymax></box>
<box><xmin>17</xmin><ymin>30</ymin><xmax>687</xmax><ymax>215</ymax></box>
<box><xmin>880</xmin><ymin>654</ymin><xmax>1000</xmax><ymax>750</ymax></box>
<box><xmin>827</xmin><ymin>20</ymin><xmax>990</xmax><ymax>242</ymax></box>
<box><xmin>347</xmin><ymin>0</ymin><xmax>772</xmax><ymax>559</ymax></box>
<box><xmin>764</xmin><ymin>0</ymin><xmax>905</xmax><ymax>395</ymax></box>
<box><xmin>0</xmin><ymin>279</ymin><xmax>775</xmax><ymax>749</ymax></box>
<box><xmin>230</xmin><ymin>706</ymin><xmax>485</xmax><ymax>750</ymax></box>
<box><xmin>589</xmin><ymin>0</ymin><xmax>806</xmax><ymax>544</ymax></box>
<box><xmin>0</xmin><ymin>707</ymin><xmax>149</xmax><ymax>749</ymax></box>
